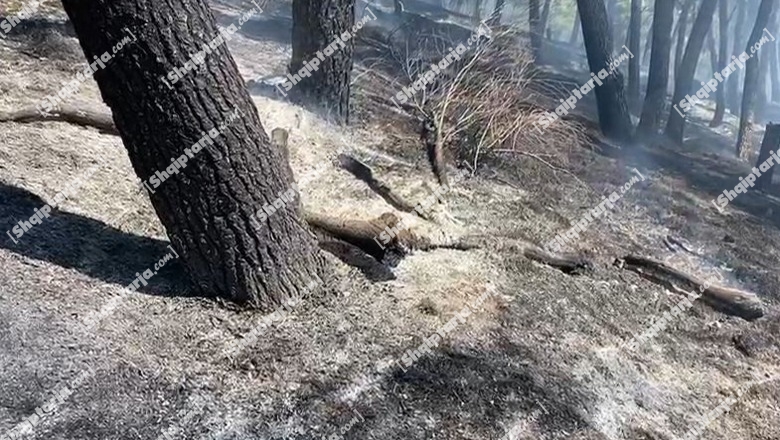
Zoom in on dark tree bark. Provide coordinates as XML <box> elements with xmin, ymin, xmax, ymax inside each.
<box><xmin>628</xmin><ymin>0</ymin><xmax>642</xmax><ymax>106</ymax></box>
<box><xmin>637</xmin><ymin>0</ymin><xmax>675</xmax><ymax>135</ymax></box>
<box><xmin>673</xmin><ymin>0</ymin><xmax>693</xmax><ymax>76</ymax></box>
<box><xmin>664</xmin><ymin>0</ymin><xmax>717</xmax><ymax>143</ymax></box>
<box><xmin>569</xmin><ymin>5</ymin><xmax>582</xmax><ymax>45</ymax></box>
<box><xmin>727</xmin><ymin>2</ymin><xmax>747</xmax><ymax>115</ymax></box>
<box><xmin>530</xmin><ymin>0</ymin><xmax>543</xmax><ymax>58</ymax></box>
<box><xmin>736</xmin><ymin>0</ymin><xmax>776</xmax><ymax>159</ymax></box>
<box><xmin>60</xmin><ymin>0</ymin><xmax>329</xmax><ymax>308</ymax></box>
<box><xmin>755</xmin><ymin>123</ymin><xmax>780</xmax><ymax>190</ymax></box>
<box><xmin>488</xmin><ymin>0</ymin><xmax>505</xmax><ymax>25</ymax></box>
<box><xmin>291</xmin><ymin>0</ymin><xmax>355</xmax><ymax>124</ymax></box>
<box><xmin>710</xmin><ymin>0</ymin><xmax>729</xmax><ymax>126</ymax></box>
<box><xmin>576</xmin><ymin>0</ymin><xmax>634</xmax><ymax>141</ymax></box>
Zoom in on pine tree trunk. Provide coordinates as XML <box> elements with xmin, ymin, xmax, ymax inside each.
<box><xmin>569</xmin><ymin>6</ymin><xmax>582</xmax><ymax>45</ymax></box>
<box><xmin>576</xmin><ymin>0</ymin><xmax>633</xmax><ymax>142</ymax></box>
<box><xmin>755</xmin><ymin>123</ymin><xmax>780</xmax><ymax>190</ymax></box>
<box><xmin>637</xmin><ymin>0</ymin><xmax>675</xmax><ymax>135</ymax></box>
<box><xmin>710</xmin><ymin>0</ymin><xmax>729</xmax><ymax>127</ymax></box>
<box><xmin>736</xmin><ymin>0</ymin><xmax>776</xmax><ymax>159</ymax></box>
<box><xmin>291</xmin><ymin>0</ymin><xmax>355</xmax><ymax>124</ymax></box>
<box><xmin>488</xmin><ymin>0</ymin><xmax>505</xmax><ymax>25</ymax></box>
<box><xmin>673</xmin><ymin>0</ymin><xmax>693</xmax><ymax>76</ymax></box>
<box><xmin>643</xmin><ymin>20</ymin><xmax>653</xmax><ymax>67</ymax></box>
<box><xmin>627</xmin><ymin>0</ymin><xmax>642</xmax><ymax>107</ymax></box>
<box><xmin>530</xmin><ymin>0</ymin><xmax>542</xmax><ymax>58</ymax></box>
<box><xmin>664</xmin><ymin>0</ymin><xmax>717</xmax><ymax>143</ymax></box>
<box><xmin>727</xmin><ymin>2</ymin><xmax>747</xmax><ymax>116</ymax></box>
<box><xmin>771</xmin><ymin>35</ymin><xmax>780</xmax><ymax>102</ymax></box>
<box><xmin>757</xmin><ymin>43</ymin><xmax>772</xmax><ymax>120</ymax></box>
<box><xmin>606</xmin><ymin>0</ymin><xmax>618</xmax><ymax>51</ymax></box>
<box><xmin>60</xmin><ymin>0</ymin><xmax>330</xmax><ymax>308</ymax></box>
<box><xmin>540</xmin><ymin>0</ymin><xmax>554</xmax><ymax>39</ymax></box>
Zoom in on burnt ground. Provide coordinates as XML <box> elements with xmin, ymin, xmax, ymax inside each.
<box><xmin>1</xmin><ymin>2</ymin><xmax>779</xmax><ymax>440</ymax></box>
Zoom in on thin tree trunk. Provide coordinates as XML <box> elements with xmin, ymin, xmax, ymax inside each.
<box><xmin>530</xmin><ymin>0</ymin><xmax>542</xmax><ymax>58</ymax></box>
<box><xmin>488</xmin><ymin>0</ymin><xmax>505</xmax><ymax>25</ymax></box>
<box><xmin>540</xmin><ymin>0</ymin><xmax>554</xmax><ymax>39</ymax></box>
<box><xmin>736</xmin><ymin>0</ymin><xmax>776</xmax><ymax>159</ymax></box>
<box><xmin>757</xmin><ymin>43</ymin><xmax>772</xmax><ymax>120</ymax></box>
<box><xmin>576</xmin><ymin>0</ymin><xmax>634</xmax><ymax>142</ymax></box>
<box><xmin>755</xmin><ymin>123</ymin><xmax>780</xmax><ymax>190</ymax></box>
<box><xmin>59</xmin><ymin>0</ymin><xmax>330</xmax><ymax>307</ymax></box>
<box><xmin>710</xmin><ymin>0</ymin><xmax>729</xmax><ymax>126</ymax></box>
<box><xmin>569</xmin><ymin>5</ymin><xmax>582</xmax><ymax>45</ymax></box>
<box><xmin>665</xmin><ymin>0</ymin><xmax>718</xmax><ymax>143</ymax></box>
<box><xmin>673</xmin><ymin>0</ymin><xmax>693</xmax><ymax>76</ymax></box>
<box><xmin>771</xmin><ymin>33</ymin><xmax>780</xmax><ymax>102</ymax></box>
<box><xmin>628</xmin><ymin>0</ymin><xmax>642</xmax><ymax>106</ymax></box>
<box><xmin>607</xmin><ymin>0</ymin><xmax>618</xmax><ymax>51</ymax></box>
<box><xmin>638</xmin><ymin>0</ymin><xmax>675</xmax><ymax>135</ymax></box>
<box><xmin>643</xmin><ymin>9</ymin><xmax>654</xmax><ymax>67</ymax></box>
<box><xmin>727</xmin><ymin>2</ymin><xmax>747</xmax><ymax>115</ymax></box>
<box><xmin>291</xmin><ymin>0</ymin><xmax>355</xmax><ymax>124</ymax></box>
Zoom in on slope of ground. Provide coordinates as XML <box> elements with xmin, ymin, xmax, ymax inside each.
<box><xmin>0</xmin><ymin>5</ymin><xmax>779</xmax><ymax>440</ymax></box>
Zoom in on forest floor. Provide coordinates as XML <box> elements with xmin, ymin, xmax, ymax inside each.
<box><xmin>1</xmin><ymin>3</ymin><xmax>780</xmax><ymax>440</ymax></box>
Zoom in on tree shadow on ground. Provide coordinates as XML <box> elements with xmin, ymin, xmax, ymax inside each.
<box><xmin>0</xmin><ymin>183</ymin><xmax>394</xmax><ymax>293</ymax></box>
<box><xmin>0</xmin><ymin>183</ymin><xmax>191</xmax><ymax>297</ymax></box>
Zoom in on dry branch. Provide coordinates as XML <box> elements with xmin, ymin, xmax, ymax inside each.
<box><xmin>0</xmin><ymin>105</ymin><xmax>118</xmax><ymax>135</ymax></box>
<box><xmin>618</xmin><ymin>255</ymin><xmax>765</xmax><ymax>321</ymax></box>
<box><xmin>336</xmin><ymin>154</ymin><xmax>435</xmax><ymax>221</ymax></box>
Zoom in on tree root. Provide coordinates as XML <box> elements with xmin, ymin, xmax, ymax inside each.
<box><xmin>0</xmin><ymin>105</ymin><xmax>118</xmax><ymax>135</ymax></box>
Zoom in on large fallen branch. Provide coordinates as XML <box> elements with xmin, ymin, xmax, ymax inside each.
<box><xmin>617</xmin><ymin>255</ymin><xmax>765</xmax><ymax>321</ymax></box>
<box><xmin>0</xmin><ymin>105</ymin><xmax>118</xmax><ymax>135</ymax></box>
<box><xmin>337</xmin><ymin>154</ymin><xmax>436</xmax><ymax>221</ymax></box>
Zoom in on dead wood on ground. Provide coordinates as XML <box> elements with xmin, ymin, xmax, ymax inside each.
<box><xmin>0</xmin><ymin>105</ymin><xmax>118</xmax><ymax>135</ymax></box>
<box><xmin>617</xmin><ymin>255</ymin><xmax>765</xmax><ymax>321</ymax></box>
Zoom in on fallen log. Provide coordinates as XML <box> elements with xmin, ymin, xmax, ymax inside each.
<box><xmin>0</xmin><ymin>105</ymin><xmax>118</xmax><ymax>135</ymax></box>
<box><xmin>523</xmin><ymin>246</ymin><xmax>593</xmax><ymax>274</ymax></box>
<box><xmin>617</xmin><ymin>255</ymin><xmax>765</xmax><ymax>321</ymax></box>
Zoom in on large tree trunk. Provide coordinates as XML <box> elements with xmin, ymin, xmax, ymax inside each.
<box><xmin>664</xmin><ymin>0</ymin><xmax>718</xmax><ymax>143</ymax></box>
<box><xmin>637</xmin><ymin>0</ymin><xmax>675</xmax><ymax>135</ymax></box>
<box><xmin>576</xmin><ymin>0</ymin><xmax>633</xmax><ymax>142</ymax></box>
<box><xmin>755</xmin><ymin>123</ymin><xmax>780</xmax><ymax>190</ymax></box>
<box><xmin>60</xmin><ymin>0</ymin><xmax>329</xmax><ymax>307</ymax></box>
<box><xmin>569</xmin><ymin>5</ymin><xmax>582</xmax><ymax>45</ymax></box>
<box><xmin>673</xmin><ymin>0</ymin><xmax>693</xmax><ymax>76</ymax></box>
<box><xmin>291</xmin><ymin>0</ymin><xmax>355</xmax><ymax>124</ymax></box>
<box><xmin>736</xmin><ymin>0</ymin><xmax>776</xmax><ymax>159</ymax></box>
<box><xmin>627</xmin><ymin>0</ymin><xmax>642</xmax><ymax>106</ymax></box>
<box><xmin>727</xmin><ymin>2</ymin><xmax>748</xmax><ymax>115</ymax></box>
<box><xmin>530</xmin><ymin>0</ymin><xmax>543</xmax><ymax>58</ymax></box>
<box><xmin>710</xmin><ymin>0</ymin><xmax>729</xmax><ymax>127</ymax></box>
